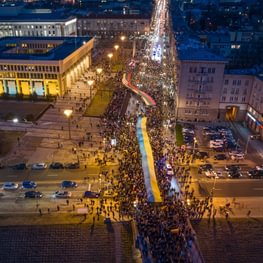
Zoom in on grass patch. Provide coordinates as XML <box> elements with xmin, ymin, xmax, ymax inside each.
<box><xmin>84</xmin><ymin>81</ymin><xmax>114</xmax><ymax>117</ymax></box>
<box><xmin>112</xmin><ymin>64</ymin><xmax>124</xmax><ymax>72</ymax></box>
<box><xmin>176</xmin><ymin>123</ymin><xmax>184</xmax><ymax>146</ymax></box>
<box><xmin>0</xmin><ymin>130</ymin><xmax>25</xmax><ymax>157</ymax></box>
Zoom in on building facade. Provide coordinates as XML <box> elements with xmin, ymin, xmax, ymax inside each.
<box><xmin>219</xmin><ymin>73</ymin><xmax>254</xmax><ymax>121</ymax></box>
<box><xmin>176</xmin><ymin>48</ymin><xmax>227</xmax><ymax>122</ymax></box>
<box><xmin>246</xmin><ymin>76</ymin><xmax>263</xmax><ymax>138</ymax></box>
<box><xmin>0</xmin><ymin>14</ymin><xmax>77</xmax><ymax>38</ymax></box>
<box><xmin>0</xmin><ymin>36</ymin><xmax>93</xmax><ymax>97</ymax></box>
<box><xmin>77</xmin><ymin>14</ymin><xmax>151</xmax><ymax>37</ymax></box>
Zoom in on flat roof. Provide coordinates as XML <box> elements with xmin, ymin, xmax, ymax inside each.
<box><xmin>0</xmin><ymin>36</ymin><xmax>92</xmax><ymax>61</ymax></box>
<box><xmin>0</xmin><ymin>13</ymin><xmax>76</xmax><ymax>22</ymax></box>
<box><xmin>177</xmin><ymin>47</ymin><xmax>227</xmax><ymax>62</ymax></box>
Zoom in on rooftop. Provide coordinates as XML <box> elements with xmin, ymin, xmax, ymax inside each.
<box><xmin>0</xmin><ymin>12</ymin><xmax>76</xmax><ymax>22</ymax></box>
<box><xmin>177</xmin><ymin>47</ymin><xmax>227</xmax><ymax>62</ymax></box>
<box><xmin>0</xmin><ymin>37</ymin><xmax>92</xmax><ymax>61</ymax></box>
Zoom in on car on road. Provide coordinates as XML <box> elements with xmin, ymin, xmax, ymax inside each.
<box><xmin>205</xmin><ymin>170</ymin><xmax>218</xmax><ymax>178</ymax></box>
<box><xmin>22</xmin><ymin>181</ymin><xmax>37</xmax><ymax>189</ymax></box>
<box><xmin>248</xmin><ymin>169</ymin><xmax>263</xmax><ymax>178</ymax></box>
<box><xmin>31</xmin><ymin>163</ymin><xmax>47</xmax><ymax>170</ymax></box>
<box><xmin>83</xmin><ymin>191</ymin><xmax>100</xmax><ymax>198</ymax></box>
<box><xmin>2</xmin><ymin>182</ymin><xmax>19</xmax><ymax>190</ymax></box>
<box><xmin>214</xmin><ymin>154</ymin><xmax>227</xmax><ymax>160</ymax></box>
<box><xmin>64</xmin><ymin>162</ymin><xmax>80</xmax><ymax>169</ymax></box>
<box><xmin>225</xmin><ymin>165</ymin><xmax>240</xmax><ymax>171</ymax></box>
<box><xmin>228</xmin><ymin>171</ymin><xmax>242</xmax><ymax>179</ymax></box>
<box><xmin>61</xmin><ymin>181</ymin><xmax>77</xmax><ymax>188</ymax></box>
<box><xmin>54</xmin><ymin>191</ymin><xmax>72</xmax><ymax>198</ymax></box>
<box><xmin>165</xmin><ymin>163</ymin><xmax>174</xmax><ymax>176</ymax></box>
<box><xmin>195</xmin><ymin>151</ymin><xmax>209</xmax><ymax>159</ymax></box>
<box><xmin>24</xmin><ymin>191</ymin><xmax>43</xmax><ymax>198</ymax></box>
<box><xmin>198</xmin><ymin>164</ymin><xmax>213</xmax><ymax>173</ymax></box>
<box><xmin>49</xmin><ymin>162</ymin><xmax>64</xmax><ymax>169</ymax></box>
<box><xmin>12</xmin><ymin>163</ymin><xmax>27</xmax><ymax>170</ymax></box>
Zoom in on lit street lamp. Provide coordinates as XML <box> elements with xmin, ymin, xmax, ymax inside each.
<box><xmin>96</xmin><ymin>68</ymin><xmax>103</xmax><ymax>82</ymax></box>
<box><xmin>108</xmin><ymin>53</ymin><xmax>113</xmax><ymax>71</ymax></box>
<box><xmin>64</xmin><ymin>109</ymin><xmax>73</xmax><ymax>140</ymax></box>
<box><xmin>87</xmin><ymin>79</ymin><xmax>95</xmax><ymax>99</ymax></box>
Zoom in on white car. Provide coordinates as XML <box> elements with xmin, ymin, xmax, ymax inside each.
<box><xmin>2</xmin><ymin>182</ymin><xmax>19</xmax><ymax>190</ymax></box>
<box><xmin>54</xmin><ymin>191</ymin><xmax>72</xmax><ymax>198</ymax></box>
<box><xmin>31</xmin><ymin>163</ymin><xmax>47</xmax><ymax>170</ymax></box>
<box><xmin>165</xmin><ymin>163</ymin><xmax>174</xmax><ymax>176</ymax></box>
<box><xmin>205</xmin><ymin>171</ymin><xmax>218</xmax><ymax>179</ymax></box>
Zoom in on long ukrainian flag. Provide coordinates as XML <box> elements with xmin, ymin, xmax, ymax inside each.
<box><xmin>136</xmin><ymin>116</ymin><xmax>162</xmax><ymax>203</ymax></box>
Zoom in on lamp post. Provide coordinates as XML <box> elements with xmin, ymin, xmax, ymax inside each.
<box><xmin>64</xmin><ymin>109</ymin><xmax>73</xmax><ymax>140</ymax></box>
<box><xmin>114</xmin><ymin>44</ymin><xmax>119</xmax><ymax>62</ymax></box>
<box><xmin>96</xmin><ymin>68</ymin><xmax>103</xmax><ymax>82</ymax></box>
<box><xmin>108</xmin><ymin>53</ymin><xmax>113</xmax><ymax>72</ymax></box>
<box><xmin>192</xmin><ymin>137</ymin><xmax>198</xmax><ymax>163</ymax></box>
<box><xmin>120</xmin><ymin>35</ymin><xmax>126</xmax><ymax>57</ymax></box>
<box><xmin>87</xmin><ymin>79</ymin><xmax>94</xmax><ymax>99</ymax></box>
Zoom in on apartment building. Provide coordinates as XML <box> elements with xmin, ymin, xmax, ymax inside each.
<box><xmin>219</xmin><ymin>71</ymin><xmax>254</xmax><ymax>121</ymax></box>
<box><xmin>0</xmin><ymin>36</ymin><xmax>93</xmax><ymax>97</ymax></box>
<box><xmin>176</xmin><ymin>48</ymin><xmax>227</xmax><ymax>122</ymax></box>
<box><xmin>246</xmin><ymin>76</ymin><xmax>263</xmax><ymax>138</ymax></box>
<box><xmin>0</xmin><ymin>13</ymin><xmax>77</xmax><ymax>38</ymax></box>
<box><xmin>77</xmin><ymin>14</ymin><xmax>151</xmax><ymax>37</ymax></box>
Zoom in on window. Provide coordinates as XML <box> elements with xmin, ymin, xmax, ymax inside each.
<box><xmin>235</xmin><ymin>88</ymin><xmax>239</xmax><ymax>94</ymax></box>
<box><xmin>211</xmin><ymin>68</ymin><xmax>215</xmax><ymax>73</ymax></box>
<box><xmin>221</xmin><ymin>96</ymin><xmax>226</xmax><ymax>102</ymax></box>
<box><xmin>230</xmin><ymin>96</ymin><xmax>233</xmax><ymax>102</ymax></box>
<box><xmin>231</xmin><ymin>88</ymin><xmax>235</xmax><ymax>94</ymax></box>
<box><xmin>234</xmin><ymin>96</ymin><xmax>238</xmax><ymax>102</ymax></box>
<box><xmin>237</xmin><ymin>80</ymin><xmax>241</xmax><ymax>86</ymax></box>
<box><xmin>233</xmin><ymin>80</ymin><xmax>237</xmax><ymax>85</ymax></box>
<box><xmin>189</xmin><ymin>67</ymin><xmax>192</xmax><ymax>73</ymax></box>
<box><xmin>223</xmin><ymin>88</ymin><xmax>227</xmax><ymax>94</ymax></box>
<box><xmin>242</xmin><ymin>97</ymin><xmax>246</xmax><ymax>102</ymax></box>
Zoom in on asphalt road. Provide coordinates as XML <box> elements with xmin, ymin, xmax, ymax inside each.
<box><xmin>196</xmin><ymin>179</ymin><xmax>263</xmax><ymax>197</ymax></box>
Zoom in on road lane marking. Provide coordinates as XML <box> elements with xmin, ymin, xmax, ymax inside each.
<box><xmin>214</xmin><ymin>188</ymin><xmax>223</xmax><ymax>191</ymax></box>
<box><xmin>253</xmin><ymin>188</ymin><xmax>263</xmax><ymax>191</ymax></box>
<box><xmin>47</xmin><ymin>174</ymin><xmax>58</xmax><ymax>177</ymax></box>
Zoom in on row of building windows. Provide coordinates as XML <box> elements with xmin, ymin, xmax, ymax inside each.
<box><xmin>0</xmin><ymin>65</ymin><xmax>59</xmax><ymax>72</ymax></box>
<box><xmin>189</xmin><ymin>67</ymin><xmax>216</xmax><ymax>74</ymax></box>
<box><xmin>224</xmin><ymin>79</ymin><xmax>250</xmax><ymax>86</ymax></box>
<box><xmin>185</xmin><ymin>109</ymin><xmax>208</xmax><ymax>115</ymax></box>
<box><xmin>0</xmin><ymin>25</ymin><xmax>57</xmax><ymax>30</ymax></box>
<box><xmin>222</xmin><ymin>87</ymin><xmax>248</xmax><ymax>95</ymax></box>
<box><xmin>186</xmin><ymin>100</ymin><xmax>210</xmax><ymax>105</ymax></box>
<box><xmin>221</xmin><ymin>96</ymin><xmax>246</xmax><ymax>102</ymax></box>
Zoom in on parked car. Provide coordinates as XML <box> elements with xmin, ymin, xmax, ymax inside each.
<box><xmin>225</xmin><ymin>165</ymin><xmax>240</xmax><ymax>171</ymax></box>
<box><xmin>12</xmin><ymin>163</ymin><xmax>27</xmax><ymax>170</ymax></box>
<box><xmin>248</xmin><ymin>169</ymin><xmax>263</xmax><ymax>178</ymax></box>
<box><xmin>24</xmin><ymin>191</ymin><xmax>43</xmax><ymax>198</ymax></box>
<box><xmin>64</xmin><ymin>162</ymin><xmax>80</xmax><ymax>169</ymax></box>
<box><xmin>205</xmin><ymin>170</ymin><xmax>218</xmax><ymax>178</ymax></box>
<box><xmin>22</xmin><ymin>181</ymin><xmax>37</xmax><ymax>189</ymax></box>
<box><xmin>49</xmin><ymin>162</ymin><xmax>64</xmax><ymax>169</ymax></box>
<box><xmin>32</xmin><ymin>163</ymin><xmax>47</xmax><ymax>170</ymax></box>
<box><xmin>2</xmin><ymin>182</ymin><xmax>19</xmax><ymax>190</ymax></box>
<box><xmin>228</xmin><ymin>171</ymin><xmax>242</xmax><ymax>178</ymax></box>
<box><xmin>61</xmin><ymin>181</ymin><xmax>77</xmax><ymax>188</ymax></box>
<box><xmin>214</xmin><ymin>154</ymin><xmax>227</xmax><ymax>160</ymax></box>
<box><xmin>83</xmin><ymin>191</ymin><xmax>100</xmax><ymax>198</ymax></box>
<box><xmin>196</xmin><ymin>151</ymin><xmax>209</xmax><ymax>159</ymax></box>
<box><xmin>54</xmin><ymin>191</ymin><xmax>72</xmax><ymax>198</ymax></box>
<box><xmin>199</xmin><ymin>164</ymin><xmax>213</xmax><ymax>172</ymax></box>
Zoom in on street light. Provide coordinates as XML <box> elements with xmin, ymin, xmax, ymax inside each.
<box><xmin>192</xmin><ymin>137</ymin><xmax>198</xmax><ymax>163</ymax></box>
<box><xmin>87</xmin><ymin>79</ymin><xmax>94</xmax><ymax>99</ymax></box>
<box><xmin>108</xmin><ymin>53</ymin><xmax>113</xmax><ymax>72</ymax></box>
<box><xmin>64</xmin><ymin>109</ymin><xmax>73</xmax><ymax>140</ymax></box>
<box><xmin>96</xmin><ymin>68</ymin><xmax>103</xmax><ymax>82</ymax></box>
<box><xmin>114</xmin><ymin>45</ymin><xmax>119</xmax><ymax>51</ymax></box>
<box><xmin>13</xmin><ymin>118</ymin><xmax>18</xmax><ymax>123</ymax></box>
<box><xmin>120</xmin><ymin>36</ymin><xmax>126</xmax><ymax>42</ymax></box>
